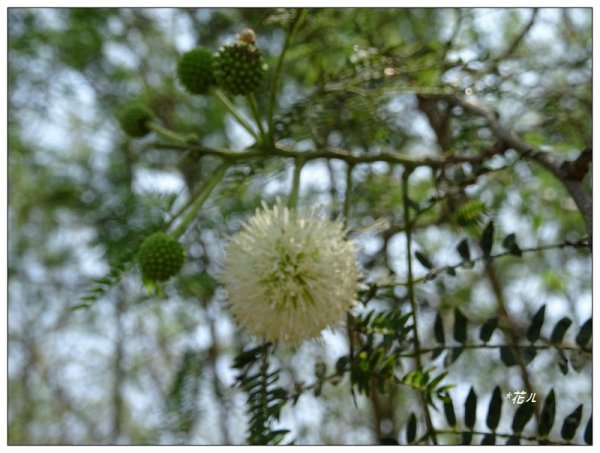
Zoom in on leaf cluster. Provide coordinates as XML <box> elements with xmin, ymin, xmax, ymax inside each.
<box><xmin>232</xmin><ymin>344</ymin><xmax>290</xmax><ymax>445</ymax></box>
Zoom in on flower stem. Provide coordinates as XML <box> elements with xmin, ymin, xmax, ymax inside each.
<box><xmin>171</xmin><ymin>161</ymin><xmax>229</xmax><ymax>238</ymax></box>
<box><xmin>288</xmin><ymin>157</ymin><xmax>304</xmax><ymax>210</ymax></box>
<box><xmin>247</xmin><ymin>93</ymin><xmax>268</xmax><ymax>144</ymax></box>
<box><xmin>343</xmin><ymin>163</ymin><xmax>354</xmax><ymax>227</ymax></box>
<box><xmin>148</xmin><ymin>122</ymin><xmax>189</xmax><ymax>144</ymax></box>
<box><xmin>267</xmin><ymin>8</ymin><xmax>306</xmax><ymax>146</ymax></box>
<box><xmin>215</xmin><ymin>89</ymin><xmax>260</xmax><ymax>142</ymax></box>
<box><xmin>402</xmin><ymin>168</ymin><xmax>438</xmax><ymax>445</ymax></box>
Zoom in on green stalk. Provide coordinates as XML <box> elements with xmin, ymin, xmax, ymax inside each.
<box><xmin>148</xmin><ymin>122</ymin><xmax>189</xmax><ymax>144</ymax></box>
<box><xmin>247</xmin><ymin>94</ymin><xmax>268</xmax><ymax>144</ymax></box>
<box><xmin>171</xmin><ymin>161</ymin><xmax>228</xmax><ymax>238</ymax></box>
<box><xmin>267</xmin><ymin>9</ymin><xmax>306</xmax><ymax>145</ymax></box>
<box><xmin>402</xmin><ymin>168</ymin><xmax>438</xmax><ymax>445</ymax></box>
<box><xmin>288</xmin><ymin>157</ymin><xmax>304</xmax><ymax>210</ymax></box>
<box><xmin>343</xmin><ymin>163</ymin><xmax>354</xmax><ymax>227</ymax></box>
<box><xmin>165</xmin><ymin>178</ymin><xmax>209</xmax><ymax>231</ymax></box>
<box><xmin>215</xmin><ymin>89</ymin><xmax>260</xmax><ymax>142</ymax></box>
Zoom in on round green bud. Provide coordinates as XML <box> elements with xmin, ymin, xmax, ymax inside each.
<box><xmin>118</xmin><ymin>104</ymin><xmax>153</xmax><ymax>138</ymax></box>
<box><xmin>177</xmin><ymin>47</ymin><xmax>216</xmax><ymax>95</ymax></box>
<box><xmin>138</xmin><ymin>232</ymin><xmax>185</xmax><ymax>282</ymax></box>
<box><xmin>213</xmin><ymin>42</ymin><xmax>266</xmax><ymax>96</ymax></box>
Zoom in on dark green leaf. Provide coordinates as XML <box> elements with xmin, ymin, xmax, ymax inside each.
<box><xmin>380</xmin><ymin>437</ymin><xmax>399</xmax><ymax>445</ymax></box>
<box><xmin>584</xmin><ymin>415</ymin><xmax>592</xmax><ymax>445</ymax></box>
<box><xmin>575</xmin><ymin>318</ymin><xmax>592</xmax><ymax>349</ymax></box>
<box><xmin>406</xmin><ymin>412</ymin><xmax>417</xmax><ymax>444</ymax></box>
<box><xmin>481</xmin><ymin>433</ymin><xmax>495</xmax><ymax>445</ymax></box>
<box><xmin>526</xmin><ymin>305</ymin><xmax>546</xmax><ymax>343</ymax></box>
<box><xmin>556</xmin><ymin>350</ymin><xmax>569</xmax><ymax>375</ymax></box>
<box><xmin>453</xmin><ymin>308</ymin><xmax>468</xmax><ymax>343</ymax></box>
<box><xmin>427</xmin><ymin>371</ymin><xmax>447</xmax><ymax>390</ymax></box>
<box><xmin>406</xmin><ymin>197</ymin><xmax>420</xmax><ymax>212</ymax></box>
<box><xmin>434</xmin><ymin>312</ymin><xmax>445</xmax><ymax>344</ymax></box>
<box><xmin>479</xmin><ymin>220</ymin><xmax>494</xmax><ymax>258</ymax></box>
<box><xmin>479</xmin><ymin>317</ymin><xmax>498</xmax><ymax>343</ymax></box>
<box><xmin>446</xmin><ymin>267</ymin><xmax>456</xmax><ymax>277</ymax></box>
<box><xmin>560</xmin><ymin>404</ymin><xmax>583</xmax><ymax>440</ymax></box>
<box><xmin>335</xmin><ymin>355</ymin><xmax>349</xmax><ymax>375</ymax></box>
<box><xmin>415</xmin><ymin>250</ymin><xmax>433</xmax><ymax>269</ymax></box>
<box><xmin>550</xmin><ymin>317</ymin><xmax>572</xmax><ymax>344</ymax></box>
<box><xmin>464</xmin><ymin>387</ymin><xmax>477</xmax><ymax>429</ymax></box>
<box><xmin>452</xmin><ymin>346</ymin><xmax>463</xmax><ymax>362</ymax></box>
<box><xmin>69</xmin><ymin>303</ymin><xmax>91</xmax><ymax>311</ymax></box>
<box><xmin>431</xmin><ymin>347</ymin><xmax>445</xmax><ymax>360</ymax></box>
<box><xmin>569</xmin><ymin>349</ymin><xmax>588</xmax><ymax>372</ymax></box>
<box><xmin>512</xmin><ymin>401</ymin><xmax>535</xmax><ymax>433</ymax></box>
<box><xmin>486</xmin><ymin>386</ymin><xmax>502</xmax><ymax>431</ymax></box>
<box><xmin>522</xmin><ymin>346</ymin><xmax>537</xmax><ymax>365</ymax></box>
<box><xmin>445</xmin><ymin>346</ymin><xmax>463</xmax><ymax>366</ymax></box>
<box><xmin>457</xmin><ymin>239</ymin><xmax>470</xmax><ymax>261</ymax></box>
<box><xmin>506</xmin><ymin>436</ymin><xmax>520</xmax><ymax>445</ymax></box>
<box><xmin>461</xmin><ymin>432</ymin><xmax>472</xmax><ymax>445</ymax></box>
<box><xmin>499</xmin><ymin>346</ymin><xmax>518</xmax><ymax>367</ymax></box>
<box><xmin>233</xmin><ymin>345</ymin><xmax>267</xmax><ymax>369</ymax></box>
<box><xmin>502</xmin><ymin>232</ymin><xmax>522</xmax><ymax>256</ymax></box>
<box><xmin>443</xmin><ymin>398</ymin><xmax>456</xmax><ymax>426</ymax></box>
<box><xmin>501</xmin><ymin>232</ymin><xmax>516</xmax><ymax>250</ymax></box>
<box><xmin>538</xmin><ymin>389</ymin><xmax>556</xmax><ymax>437</ymax></box>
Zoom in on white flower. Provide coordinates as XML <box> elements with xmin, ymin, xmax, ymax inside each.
<box><xmin>220</xmin><ymin>200</ymin><xmax>360</xmax><ymax>344</ymax></box>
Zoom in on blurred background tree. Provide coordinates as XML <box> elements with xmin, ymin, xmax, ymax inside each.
<box><xmin>8</xmin><ymin>7</ymin><xmax>592</xmax><ymax>445</ymax></box>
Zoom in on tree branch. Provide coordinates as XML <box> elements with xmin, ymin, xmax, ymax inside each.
<box><xmin>493</xmin><ymin>8</ymin><xmax>539</xmax><ymax>63</ymax></box>
<box><xmin>443</xmin><ymin>95</ymin><xmax>592</xmax><ymax>245</ymax></box>
<box><xmin>148</xmin><ymin>140</ymin><xmax>501</xmax><ymax>169</ymax></box>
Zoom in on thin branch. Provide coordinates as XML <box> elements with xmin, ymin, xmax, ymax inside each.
<box><xmin>149</xmin><ymin>140</ymin><xmax>499</xmax><ymax>169</ymax></box>
<box><xmin>247</xmin><ymin>93</ymin><xmax>268</xmax><ymax>144</ymax></box>
<box><xmin>267</xmin><ymin>9</ymin><xmax>306</xmax><ymax>145</ymax></box>
<box><xmin>396</xmin><ymin>342</ymin><xmax>590</xmax><ymax>358</ymax></box>
<box><xmin>288</xmin><ymin>157</ymin><xmax>304</xmax><ymax>210</ymax></box>
<box><xmin>443</xmin><ymin>95</ymin><xmax>592</xmax><ymax>244</ymax></box>
<box><xmin>402</xmin><ymin>169</ymin><xmax>438</xmax><ymax>446</ymax></box>
<box><xmin>171</xmin><ymin>161</ymin><xmax>229</xmax><ymax>238</ymax></box>
<box><xmin>214</xmin><ymin>89</ymin><xmax>260</xmax><ymax>142</ymax></box>
<box><xmin>375</xmin><ymin>238</ymin><xmax>589</xmax><ymax>288</ymax></box>
<box><xmin>343</xmin><ymin>163</ymin><xmax>354</xmax><ymax>226</ymax></box>
<box><xmin>434</xmin><ymin>429</ymin><xmax>577</xmax><ymax>446</ymax></box>
<box><xmin>493</xmin><ymin>8</ymin><xmax>539</xmax><ymax>63</ymax></box>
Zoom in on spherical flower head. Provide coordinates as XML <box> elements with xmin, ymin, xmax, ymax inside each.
<box><xmin>213</xmin><ymin>42</ymin><xmax>266</xmax><ymax>96</ymax></box>
<box><xmin>138</xmin><ymin>232</ymin><xmax>185</xmax><ymax>282</ymax></box>
<box><xmin>177</xmin><ymin>47</ymin><xmax>216</xmax><ymax>95</ymax></box>
<box><xmin>220</xmin><ymin>200</ymin><xmax>360</xmax><ymax>345</ymax></box>
<box><xmin>118</xmin><ymin>104</ymin><xmax>153</xmax><ymax>138</ymax></box>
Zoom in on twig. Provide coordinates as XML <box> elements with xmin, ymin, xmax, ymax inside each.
<box><xmin>267</xmin><ymin>9</ymin><xmax>306</xmax><ymax>145</ymax></box>
<box><xmin>214</xmin><ymin>89</ymin><xmax>260</xmax><ymax>142</ymax></box>
<box><xmin>402</xmin><ymin>169</ymin><xmax>438</xmax><ymax>445</ymax></box>
<box><xmin>171</xmin><ymin>162</ymin><xmax>229</xmax><ymax>238</ymax></box>
<box><xmin>443</xmin><ymin>95</ymin><xmax>592</xmax><ymax>244</ymax></box>
<box><xmin>493</xmin><ymin>8</ymin><xmax>539</xmax><ymax>63</ymax></box>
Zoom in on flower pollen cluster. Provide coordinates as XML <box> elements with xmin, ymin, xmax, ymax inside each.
<box><xmin>220</xmin><ymin>200</ymin><xmax>360</xmax><ymax>345</ymax></box>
